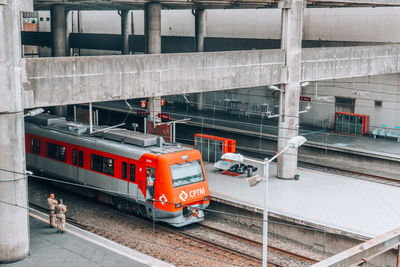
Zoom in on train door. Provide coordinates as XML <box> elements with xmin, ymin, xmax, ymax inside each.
<box><xmin>145</xmin><ymin>167</ymin><xmax>155</xmax><ymax>200</ymax></box>
<box><xmin>71</xmin><ymin>147</ymin><xmax>85</xmax><ymax>183</ymax></box>
<box><xmin>128</xmin><ymin>161</ymin><xmax>138</xmax><ymax>200</ymax></box>
<box><xmin>28</xmin><ymin>137</ymin><xmax>41</xmax><ymax>170</ymax></box>
<box><xmin>120</xmin><ymin>160</ymin><xmax>129</xmax><ymax>196</ymax></box>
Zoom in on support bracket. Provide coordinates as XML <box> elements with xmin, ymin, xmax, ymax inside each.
<box><xmin>280</xmin><ymin>66</ymin><xmax>289</xmax><ymax>83</ymax></box>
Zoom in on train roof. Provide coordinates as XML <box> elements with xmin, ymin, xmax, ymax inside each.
<box><xmin>25</xmin><ymin>114</ymin><xmax>190</xmax><ymax>160</ymax></box>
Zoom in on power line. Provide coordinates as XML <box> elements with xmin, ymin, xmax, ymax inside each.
<box><xmin>0</xmin><ymin>166</ymin><xmax>367</xmax><ymax>238</ymax></box>
<box><xmin>95</xmin><ymin>98</ymin><xmax>400</xmax><ymax>133</ymax></box>
<box><xmin>5</xmin><ymin>202</ymin><xmax>249</xmax><ymax>266</ymax></box>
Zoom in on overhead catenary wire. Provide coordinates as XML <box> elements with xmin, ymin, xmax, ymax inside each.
<box><xmin>165</xmin><ymin>102</ymin><xmax>400</xmax><ymax>130</ymax></box>
<box><xmin>0</xmin><ymin>200</ymin><xmax>247</xmax><ymax>266</ymax></box>
<box><xmin>175</xmin><ymin>81</ymin><xmax>400</xmax><ymax>105</ymax></box>
<box><xmin>166</xmin><ymin>83</ymin><xmax>400</xmax><ymax>113</ymax></box>
<box><xmin>95</xmin><ymin>96</ymin><xmax>400</xmax><ymax>134</ymax></box>
<box><xmin>0</xmin><ymin>166</ymin><xmax>366</xmax><ymax>239</ymax></box>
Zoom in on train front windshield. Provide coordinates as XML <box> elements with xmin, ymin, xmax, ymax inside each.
<box><xmin>171</xmin><ymin>160</ymin><xmax>205</xmax><ymax>187</ymax></box>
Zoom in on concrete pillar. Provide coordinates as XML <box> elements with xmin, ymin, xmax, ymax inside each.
<box><xmin>194</xmin><ymin>9</ymin><xmax>206</xmax><ymax>111</ymax></box>
<box><xmin>51</xmin><ymin>4</ymin><xmax>67</xmax><ymax>57</ymax></box>
<box><xmin>120</xmin><ymin>10</ymin><xmax>130</xmax><ymax>55</ymax></box>
<box><xmin>145</xmin><ymin>4</ymin><xmax>161</xmax><ymax>124</ymax></box>
<box><xmin>144</xmin><ymin>3</ymin><xmax>161</xmax><ymax>54</ymax></box>
<box><xmin>65</xmin><ymin>10</ymin><xmax>72</xmax><ymax>56</ymax></box>
<box><xmin>0</xmin><ymin>0</ymin><xmax>31</xmax><ymax>262</ymax></box>
<box><xmin>276</xmin><ymin>0</ymin><xmax>304</xmax><ymax>179</ymax></box>
<box><xmin>194</xmin><ymin>9</ymin><xmax>206</xmax><ymax>52</ymax></box>
<box><xmin>149</xmin><ymin>96</ymin><xmax>162</xmax><ymax>123</ymax></box>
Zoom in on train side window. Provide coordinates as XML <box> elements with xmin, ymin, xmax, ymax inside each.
<box><xmin>121</xmin><ymin>162</ymin><xmax>127</xmax><ymax>180</ymax></box>
<box><xmin>91</xmin><ymin>154</ymin><xmax>114</xmax><ymax>176</ymax></box>
<box><xmin>78</xmin><ymin>151</ymin><xmax>84</xmax><ymax>167</ymax></box>
<box><xmin>129</xmin><ymin>164</ymin><xmax>136</xmax><ymax>182</ymax></box>
<box><xmin>72</xmin><ymin>149</ymin><xmax>78</xmax><ymax>165</ymax></box>
<box><xmin>46</xmin><ymin>142</ymin><xmax>66</xmax><ymax>162</ymax></box>
<box><xmin>30</xmin><ymin>138</ymin><xmax>40</xmax><ymax>154</ymax></box>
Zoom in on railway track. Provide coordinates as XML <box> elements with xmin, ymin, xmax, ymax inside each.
<box><xmin>30</xmin><ymin>198</ymin><xmax>317</xmax><ymax>267</ymax></box>
<box><xmin>159</xmin><ymin>224</ymin><xmax>264</xmax><ymax>267</ymax></box>
<box><xmin>198</xmin><ymin>224</ymin><xmax>319</xmax><ymax>265</ymax></box>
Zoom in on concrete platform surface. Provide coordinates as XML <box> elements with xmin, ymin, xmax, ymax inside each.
<box><xmin>94</xmin><ymin>101</ymin><xmax>400</xmax><ymax>159</ymax></box>
<box><xmin>3</xmin><ymin>210</ymin><xmax>173</xmax><ymax>267</ymax></box>
<box><xmin>206</xmin><ymin>161</ymin><xmax>400</xmax><ymax>238</ymax></box>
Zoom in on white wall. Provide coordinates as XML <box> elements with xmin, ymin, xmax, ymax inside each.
<box><xmin>300</xmin><ymin>74</ymin><xmax>400</xmax><ymax>130</ymax></box>
<box><xmin>304</xmin><ymin>7</ymin><xmax>400</xmax><ymax>42</ymax></box>
<box><xmin>39</xmin><ymin>8</ymin><xmax>400</xmax><ymax>42</ymax></box>
<box><xmin>75</xmin><ymin>10</ymin><xmax>194</xmax><ymax>36</ymax></box>
<box><xmin>184</xmin><ymin>74</ymin><xmax>400</xmax><ymax>132</ymax></box>
<box><xmin>206</xmin><ymin>9</ymin><xmax>282</xmax><ymax>39</ymax></box>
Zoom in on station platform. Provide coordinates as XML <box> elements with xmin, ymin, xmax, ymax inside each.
<box><xmin>205</xmin><ymin>161</ymin><xmax>400</xmax><ymax>239</ymax></box>
<box><xmin>4</xmin><ymin>210</ymin><xmax>172</xmax><ymax>267</ymax></box>
<box><xmin>90</xmin><ymin>101</ymin><xmax>400</xmax><ymax>160</ymax></box>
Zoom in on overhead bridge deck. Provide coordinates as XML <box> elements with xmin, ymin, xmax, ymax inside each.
<box><xmin>33</xmin><ymin>0</ymin><xmax>400</xmax><ymax>10</ymax></box>
<box><xmin>23</xmin><ymin>45</ymin><xmax>400</xmax><ymax>110</ymax></box>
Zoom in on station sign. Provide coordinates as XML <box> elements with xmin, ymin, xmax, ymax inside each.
<box><xmin>137</xmin><ymin>110</ymin><xmax>149</xmax><ymax>116</ymax></box>
<box><xmin>158</xmin><ymin>113</ymin><xmax>170</xmax><ymax>120</ymax></box>
<box><xmin>300</xmin><ymin>96</ymin><xmax>312</xmax><ymax>101</ymax></box>
<box><xmin>140</xmin><ymin>100</ymin><xmax>147</xmax><ymax>108</ymax></box>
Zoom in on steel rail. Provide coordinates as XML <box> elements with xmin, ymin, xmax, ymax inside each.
<box><xmin>199</xmin><ymin>224</ymin><xmax>319</xmax><ymax>264</ymax></box>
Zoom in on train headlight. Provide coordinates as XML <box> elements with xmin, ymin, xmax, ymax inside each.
<box><xmin>175</xmin><ymin>203</ymin><xmax>182</xmax><ymax>209</ymax></box>
<box><xmin>204</xmin><ymin>196</ymin><xmax>210</xmax><ymax>201</ymax></box>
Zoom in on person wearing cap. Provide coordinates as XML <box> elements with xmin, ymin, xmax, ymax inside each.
<box><xmin>55</xmin><ymin>198</ymin><xmax>67</xmax><ymax>234</ymax></box>
<box><xmin>47</xmin><ymin>193</ymin><xmax>58</xmax><ymax>228</ymax></box>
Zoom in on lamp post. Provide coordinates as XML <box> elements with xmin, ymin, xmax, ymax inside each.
<box><xmin>247</xmin><ymin>135</ymin><xmax>307</xmax><ymax>267</ymax></box>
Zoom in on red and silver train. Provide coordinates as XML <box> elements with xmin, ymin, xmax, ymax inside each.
<box><xmin>25</xmin><ymin>114</ymin><xmax>210</xmax><ymax>227</ymax></box>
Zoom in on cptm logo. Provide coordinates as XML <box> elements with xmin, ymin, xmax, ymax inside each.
<box><xmin>179</xmin><ymin>188</ymin><xmax>205</xmax><ymax>202</ymax></box>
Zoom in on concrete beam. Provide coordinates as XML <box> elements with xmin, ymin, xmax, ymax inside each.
<box><xmin>302</xmin><ymin>45</ymin><xmax>400</xmax><ymax>82</ymax></box>
<box><xmin>23</xmin><ymin>44</ymin><xmax>400</xmax><ymax>109</ymax></box>
<box><xmin>23</xmin><ymin>49</ymin><xmax>285</xmax><ymax>108</ymax></box>
<box><xmin>312</xmin><ymin>227</ymin><xmax>400</xmax><ymax>267</ymax></box>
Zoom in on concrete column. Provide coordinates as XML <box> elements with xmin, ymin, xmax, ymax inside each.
<box><xmin>0</xmin><ymin>0</ymin><xmax>31</xmax><ymax>262</ymax></box>
<box><xmin>51</xmin><ymin>4</ymin><xmax>66</xmax><ymax>57</ymax></box>
<box><xmin>276</xmin><ymin>0</ymin><xmax>304</xmax><ymax>179</ymax></box>
<box><xmin>144</xmin><ymin>3</ymin><xmax>161</xmax><ymax>54</ymax></box>
<box><xmin>194</xmin><ymin>9</ymin><xmax>206</xmax><ymax>111</ymax></box>
<box><xmin>120</xmin><ymin>10</ymin><xmax>130</xmax><ymax>54</ymax></box>
<box><xmin>149</xmin><ymin>96</ymin><xmax>162</xmax><ymax>123</ymax></box>
<box><xmin>65</xmin><ymin>10</ymin><xmax>72</xmax><ymax>56</ymax></box>
<box><xmin>194</xmin><ymin>9</ymin><xmax>206</xmax><ymax>52</ymax></box>
<box><xmin>145</xmin><ymin>4</ymin><xmax>161</xmax><ymax>123</ymax></box>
